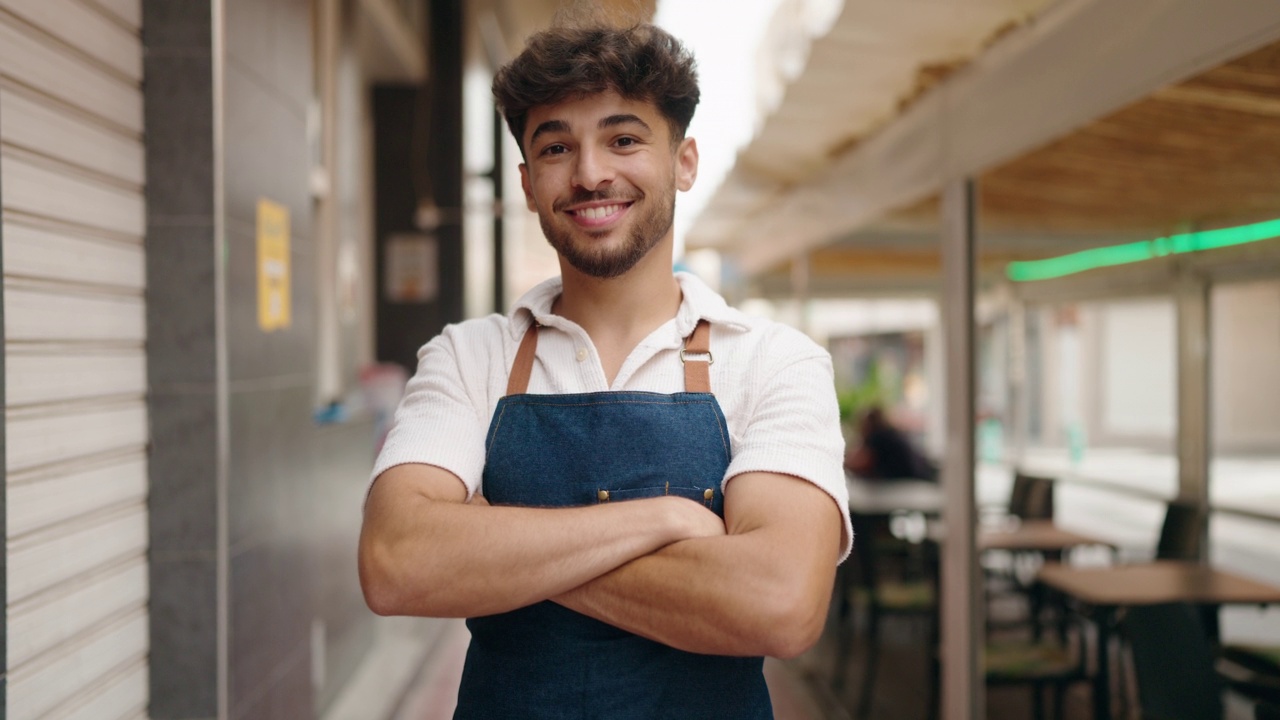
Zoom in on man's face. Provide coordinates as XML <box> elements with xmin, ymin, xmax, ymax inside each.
<box><xmin>519</xmin><ymin>91</ymin><xmax>698</xmax><ymax>279</ymax></box>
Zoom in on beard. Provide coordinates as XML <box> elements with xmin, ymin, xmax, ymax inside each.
<box><xmin>540</xmin><ymin>183</ymin><xmax>676</xmax><ymax>279</ymax></box>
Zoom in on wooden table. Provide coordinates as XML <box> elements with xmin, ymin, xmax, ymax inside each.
<box><xmin>1038</xmin><ymin>561</ymin><xmax>1280</xmax><ymax>720</ymax></box>
<box><xmin>979</xmin><ymin>520</ymin><xmax>1114</xmax><ymax>554</ymax></box>
<box><xmin>846</xmin><ymin>475</ymin><xmax>943</xmax><ymax>517</ymax></box>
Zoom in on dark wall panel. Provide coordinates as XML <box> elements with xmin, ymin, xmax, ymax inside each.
<box><xmin>143</xmin><ymin>1</ymin><xmax>221</xmax><ymax>717</ymax></box>
<box><xmin>375</xmin><ymin>0</ymin><xmax>465</xmax><ymax>374</ymax></box>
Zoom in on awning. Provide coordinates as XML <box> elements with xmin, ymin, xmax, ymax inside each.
<box><xmin>688</xmin><ymin>0</ymin><xmax>1280</xmax><ymax>283</ymax></box>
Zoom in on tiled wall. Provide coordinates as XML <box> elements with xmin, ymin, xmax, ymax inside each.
<box><xmin>222</xmin><ymin>0</ymin><xmax>318</xmax><ymax>713</ymax></box>
<box><xmin>145</xmin><ymin>1</ymin><xmax>379</xmax><ymax>717</ymax></box>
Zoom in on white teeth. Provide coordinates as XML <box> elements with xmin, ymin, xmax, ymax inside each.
<box><xmin>580</xmin><ymin>204</ymin><xmax>621</xmax><ymax>220</ymax></box>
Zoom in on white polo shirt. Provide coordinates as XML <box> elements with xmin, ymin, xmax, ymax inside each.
<box><xmin>371</xmin><ymin>272</ymin><xmax>853</xmax><ymax>561</ymax></box>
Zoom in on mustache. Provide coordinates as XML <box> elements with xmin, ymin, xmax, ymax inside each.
<box><xmin>553</xmin><ymin>189</ymin><xmax>641</xmax><ymax>212</ymax></box>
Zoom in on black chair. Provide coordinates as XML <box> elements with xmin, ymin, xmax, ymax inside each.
<box><xmin>925</xmin><ymin>615</ymin><xmax>1090</xmax><ymax>720</ymax></box>
<box><xmin>984</xmin><ymin>636</ymin><xmax>1089</xmax><ymax>720</ymax></box>
<box><xmin>1220</xmin><ymin>644</ymin><xmax>1280</xmax><ymax>714</ymax></box>
<box><xmin>1155</xmin><ymin>500</ymin><xmax>1205</xmax><ymax>561</ymax></box>
<box><xmin>1123</xmin><ymin>602</ymin><xmax>1224</xmax><ymax>720</ymax></box>
<box><xmin>985</xmin><ymin>473</ymin><xmax>1058</xmax><ymax>635</ymax></box>
<box><xmin>833</xmin><ymin>512</ymin><xmax>938</xmax><ymax>720</ymax></box>
<box><xmin>1011</xmin><ymin>471</ymin><xmax>1056</xmax><ymax>521</ymax></box>
<box><xmin>1258</xmin><ymin>700</ymin><xmax>1280</xmax><ymax>720</ymax></box>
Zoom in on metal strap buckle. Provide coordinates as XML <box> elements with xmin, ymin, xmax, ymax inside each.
<box><xmin>679</xmin><ymin>349</ymin><xmax>714</xmax><ymax>365</ymax></box>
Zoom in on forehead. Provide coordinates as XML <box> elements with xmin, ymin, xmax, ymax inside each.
<box><xmin>523</xmin><ymin>91</ymin><xmax>669</xmax><ymax>143</ymax></box>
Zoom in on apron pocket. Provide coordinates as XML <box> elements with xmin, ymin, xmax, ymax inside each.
<box><xmin>596</xmin><ymin>484</ymin><xmax>717</xmax><ymax>508</ymax></box>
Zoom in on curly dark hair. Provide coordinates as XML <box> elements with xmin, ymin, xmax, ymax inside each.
<box><xmin>492</xmin><ymin>22</ymin><xmax>700</xmax><ymax>155</ymax></box>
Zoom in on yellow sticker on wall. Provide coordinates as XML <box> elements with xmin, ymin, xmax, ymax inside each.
<box><xmin>257</xmin><ymin>198</ymin><xmax>291</xmax><ymax>331</ymax></box>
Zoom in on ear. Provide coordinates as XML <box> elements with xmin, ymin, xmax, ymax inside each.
<box><xmin>519</xmin><ymin>163</ymin><xmax>537</xmax><ymax>212</ymax></box>
<box><xmin>675</xmin><ymin>137</ymin><xmax>698</xmax><ymax>192</ymax></box>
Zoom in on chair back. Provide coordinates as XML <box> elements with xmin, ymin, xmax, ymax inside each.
<box><xmin>1123</xmin><ymin>602</ymin><xmax>1224</xmax><ymax>720</ymax></box>
<box><xmin>1156</xmin><ymin>501</ymin><xmax>1205</xmax><ymax>561</ymax></box>
<box><xmin>1010</xmin><ymin>471</ymin><xmax>1055</xmax><ymax>521</ymax></box>
<box><xmin>850</xmin><ymin>512</ymin><xmax>885</xmax><ymax>591</ymax></box>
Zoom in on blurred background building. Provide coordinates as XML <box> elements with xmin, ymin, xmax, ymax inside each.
<box><xmin>2</xmin><ymin>0</ymin><xmax>1280</xmax><ymax>718</ymax></box>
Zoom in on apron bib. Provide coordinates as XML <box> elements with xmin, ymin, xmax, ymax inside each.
<box><xmin>454</xmin><ymin>321</ymin><xmax>773</xmax><ymax>720</ymax></box>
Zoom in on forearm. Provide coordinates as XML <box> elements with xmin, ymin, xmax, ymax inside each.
<box><xmin>359</xmin><ymin>466</ymin><xmax>718</xmax><ymax>618</ymax></box>
<box><xmin>554</xmin><ymin>472</ymin><xmax>844</xmax><ymax>658</ymax></box>
<box><xmin>555</xmin><ymin>526</ymin><xmax>837</xmax><ymax>658</ymax></box>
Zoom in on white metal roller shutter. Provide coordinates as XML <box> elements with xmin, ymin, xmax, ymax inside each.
<box><xmin>0</xmin><ymin>1</ymin><xmax>149</xmax><ymax>719</ymax></box>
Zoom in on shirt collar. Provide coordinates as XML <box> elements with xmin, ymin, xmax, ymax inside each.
<box><xmin>507</xmin><ymin>271</ymin><xmax>751</xmax><ymax>341</ymax></box>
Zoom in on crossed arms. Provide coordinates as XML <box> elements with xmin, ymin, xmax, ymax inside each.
<box><xmin>358</xmin><ymin>464</ymin><xmax>844</xmax><ymax>658</ymax></box>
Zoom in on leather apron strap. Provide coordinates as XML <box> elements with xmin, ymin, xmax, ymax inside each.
<box><xmin>682</xmin><ymin>319</ymin><xmax>712</xmax><ymax>394</ymax></box>
<box><xmin>505</xmin><ymin>323</ymin><xmax>539</xmax><ymax>396</ymax></box>
<box><xmin>504</xmin><ymin>319</ymin><xmax>713</xmax><ymax>396</ymax></box>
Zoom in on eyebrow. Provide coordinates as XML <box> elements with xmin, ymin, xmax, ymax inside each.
<box><xmin>599</xmin><ymin>114</ymin><xmax>651</xmax><ymax>133</ymax></box>
<box><xmin>528</xmin><ymin>119</ymin><xmax>570</xmax><ymax>146</ymax></box>
<box><xmin>528</xmin><ymin>114</ymin><xmax>654</xmax><ymax>147</ymax></box>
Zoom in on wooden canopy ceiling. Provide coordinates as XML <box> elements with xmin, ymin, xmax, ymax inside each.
<box><xmin>752</xmin><ymin>40</ymin><xmax>1280</xmax><ymax>298</ymax></box>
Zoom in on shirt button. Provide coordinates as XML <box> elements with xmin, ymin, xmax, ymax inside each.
<box><xmin>576</xmin><ymin>348</ymin><xmax>588</xmax><ymax>362</ymax></box>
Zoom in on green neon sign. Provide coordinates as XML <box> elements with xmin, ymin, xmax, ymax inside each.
<box><xmin>1006</xmin><ymin>218</ymin><xmax>1280</xmax><ymax>282</ymax></box>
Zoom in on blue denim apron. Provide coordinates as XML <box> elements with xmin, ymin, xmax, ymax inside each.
<box><xmin>453</xmin><ymin>320</ymin><xmax>773</xmax><ymax>720</ymax></box>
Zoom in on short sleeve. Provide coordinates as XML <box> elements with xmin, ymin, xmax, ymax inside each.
<box><xmin>368</xmin><ymin>329</ymin><xmax>493</xmax><ymax>499</ymax></box>
<box><xmin>725</xmin><ymin>349</ymin><xmax>854</xmax><ymax>563</ymax></box>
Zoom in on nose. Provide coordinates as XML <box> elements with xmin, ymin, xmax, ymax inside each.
<box><xmin>571</xmin><ymin>144</ymin><xmax>614</xmax><ymax>190</ymax></box>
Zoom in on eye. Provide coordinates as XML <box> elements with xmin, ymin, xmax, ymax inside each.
<box><xmin>540</xmin><ymin>143</ymin><xmax>569</xmax><ymax>157</ymax></box>
<box><xmin>615</xmin><ymin>136</ymin><xmax>637</xmax><ymax>148</ymax></box>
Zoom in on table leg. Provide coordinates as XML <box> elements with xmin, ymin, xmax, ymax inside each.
<box><xmin>1093</xmin><ymin>606</ymin><xmax>1115</xmax><ymax>720</ymax></box>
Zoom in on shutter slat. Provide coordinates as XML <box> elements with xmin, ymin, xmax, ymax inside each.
<box><xmin>49</xmin><ymin>661</ymin><xmax>147</xmax><ymax>720</ymax></box>
<box><xmin>6</xmin><ymin>350</ymin><xmax>145</xmax><ymax>407</ymax></box>
<box><xmin>0</xmin><ymin>20</ymin><xmax>140</xmax><ymax>132</ymax></box>
<box><xmin>49</xmin><ymin>661</ymin><xmax>148</xmax><ymax>720</ymax></box>
<box><xmin>81</xmin><ymin>0</ymin><xmax>140</xmax><ymax>31</ymax></box>
<box><xmin>0</xmin><ymin>0</ymin><xmax>142</xmax><ymax>80</ymax></box>
<box><xmin>6</xmin><ymin>611</ymin><xmax>148</xmax><ymax>720</ymax></box>
<box><xmin>7</xmin><ymin>505</ymin><xmax>147</xmax><ymax>603</ymax></box>
<box><xmin>0</xmin><ymin>155</ymin><xmax>144</xmax><ymax>236</ymax></box>
<box><xmin>4</xmin><ymin>286</ymin><xmax>144</xmax><ymax>343</ymax></box>
<box><xmin>0</xmin><ymin>88</ymin><xmax>144</xmax><ymax>185</ymax></box>
<box><xmin>8</xmin><ymin>454</ymin><xmax>147</xmax><ymax>537</ymax></box>
<box><xmin>3</xmin><ymin>221</ymin><xmax>143</xmax><ymax>289</ymax></box>
<box><xmin>5</xmin><ymin>401</ymin><xmax>147</xmax><ymax>474</ymax></box>
<box><xmin>8</xmin><ymin>558</ymin><xmax>147</xmax><ymax>669</ymax></box>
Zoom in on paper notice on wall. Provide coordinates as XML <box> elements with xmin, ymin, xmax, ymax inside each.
<box><xmin>385</xmin><ymin>234</ymin><xmax>437</xmax><ymax>303</ymax></box>
<box><xmin>257</xmin><ymin>198</ymin><xmax>291</xmax><ymax>331</ymax></box>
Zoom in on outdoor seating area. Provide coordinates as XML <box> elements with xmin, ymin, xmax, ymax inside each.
<box><xmin>810</xmin><ymin>469</ymin><xmax>1280</xmax><ymax>720</ymax></box>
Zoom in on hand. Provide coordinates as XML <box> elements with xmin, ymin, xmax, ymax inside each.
<box><xmin>658</xmin><ymin>495</ymin><xmax>725</xmax><ymax>542</ymax></box>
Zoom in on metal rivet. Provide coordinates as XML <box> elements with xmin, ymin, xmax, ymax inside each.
<box><xmin>703</xmin><ymin>488</ymin><xmax>714</xmax><ymax>500</ymax></box>
<box><xmin>598</xmin><ymin>490</ymin><xmax>610</xmax><ymax>501</ymax></box>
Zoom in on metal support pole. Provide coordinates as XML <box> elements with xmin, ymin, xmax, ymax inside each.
<box><xmin>940</xmin><ymin>178</ymin><xmax>982</xmax><ymax>720</ymax></box>
<box><xmin>491</xmin><ymin>104</ymin><xmax>505</xmax><ymax>314</ymax></box>
<box><xmin>791</xmin><ymin>252</ymin><xmax>811</xmax><ymax>336</ymax></box>
<box><xmin>1009</xmin><ymin>296</ymin><xmax>1028</xmax><ymax>465</ymax></box>
<box><xmin>1175</xmin><ymin>273</ymin><xmax>1212</xmax><ymax>559</ymax></box>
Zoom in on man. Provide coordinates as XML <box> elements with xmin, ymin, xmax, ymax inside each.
<box><xmin>359</xmin><ymin>19</ymin><xmax>852</xmax><ymax>719</ymax></box>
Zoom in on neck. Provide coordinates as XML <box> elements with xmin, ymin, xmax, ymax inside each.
<box><xmin>553</xmin><ymin>236</ymin><xmax>682</xmax><ymax>346</ymax></box>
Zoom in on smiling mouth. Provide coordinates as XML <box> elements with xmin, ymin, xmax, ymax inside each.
<box><xmin>566</xmin><ymin>201</ymin><xmax>634</xmax><ymax>227</ymax></box>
